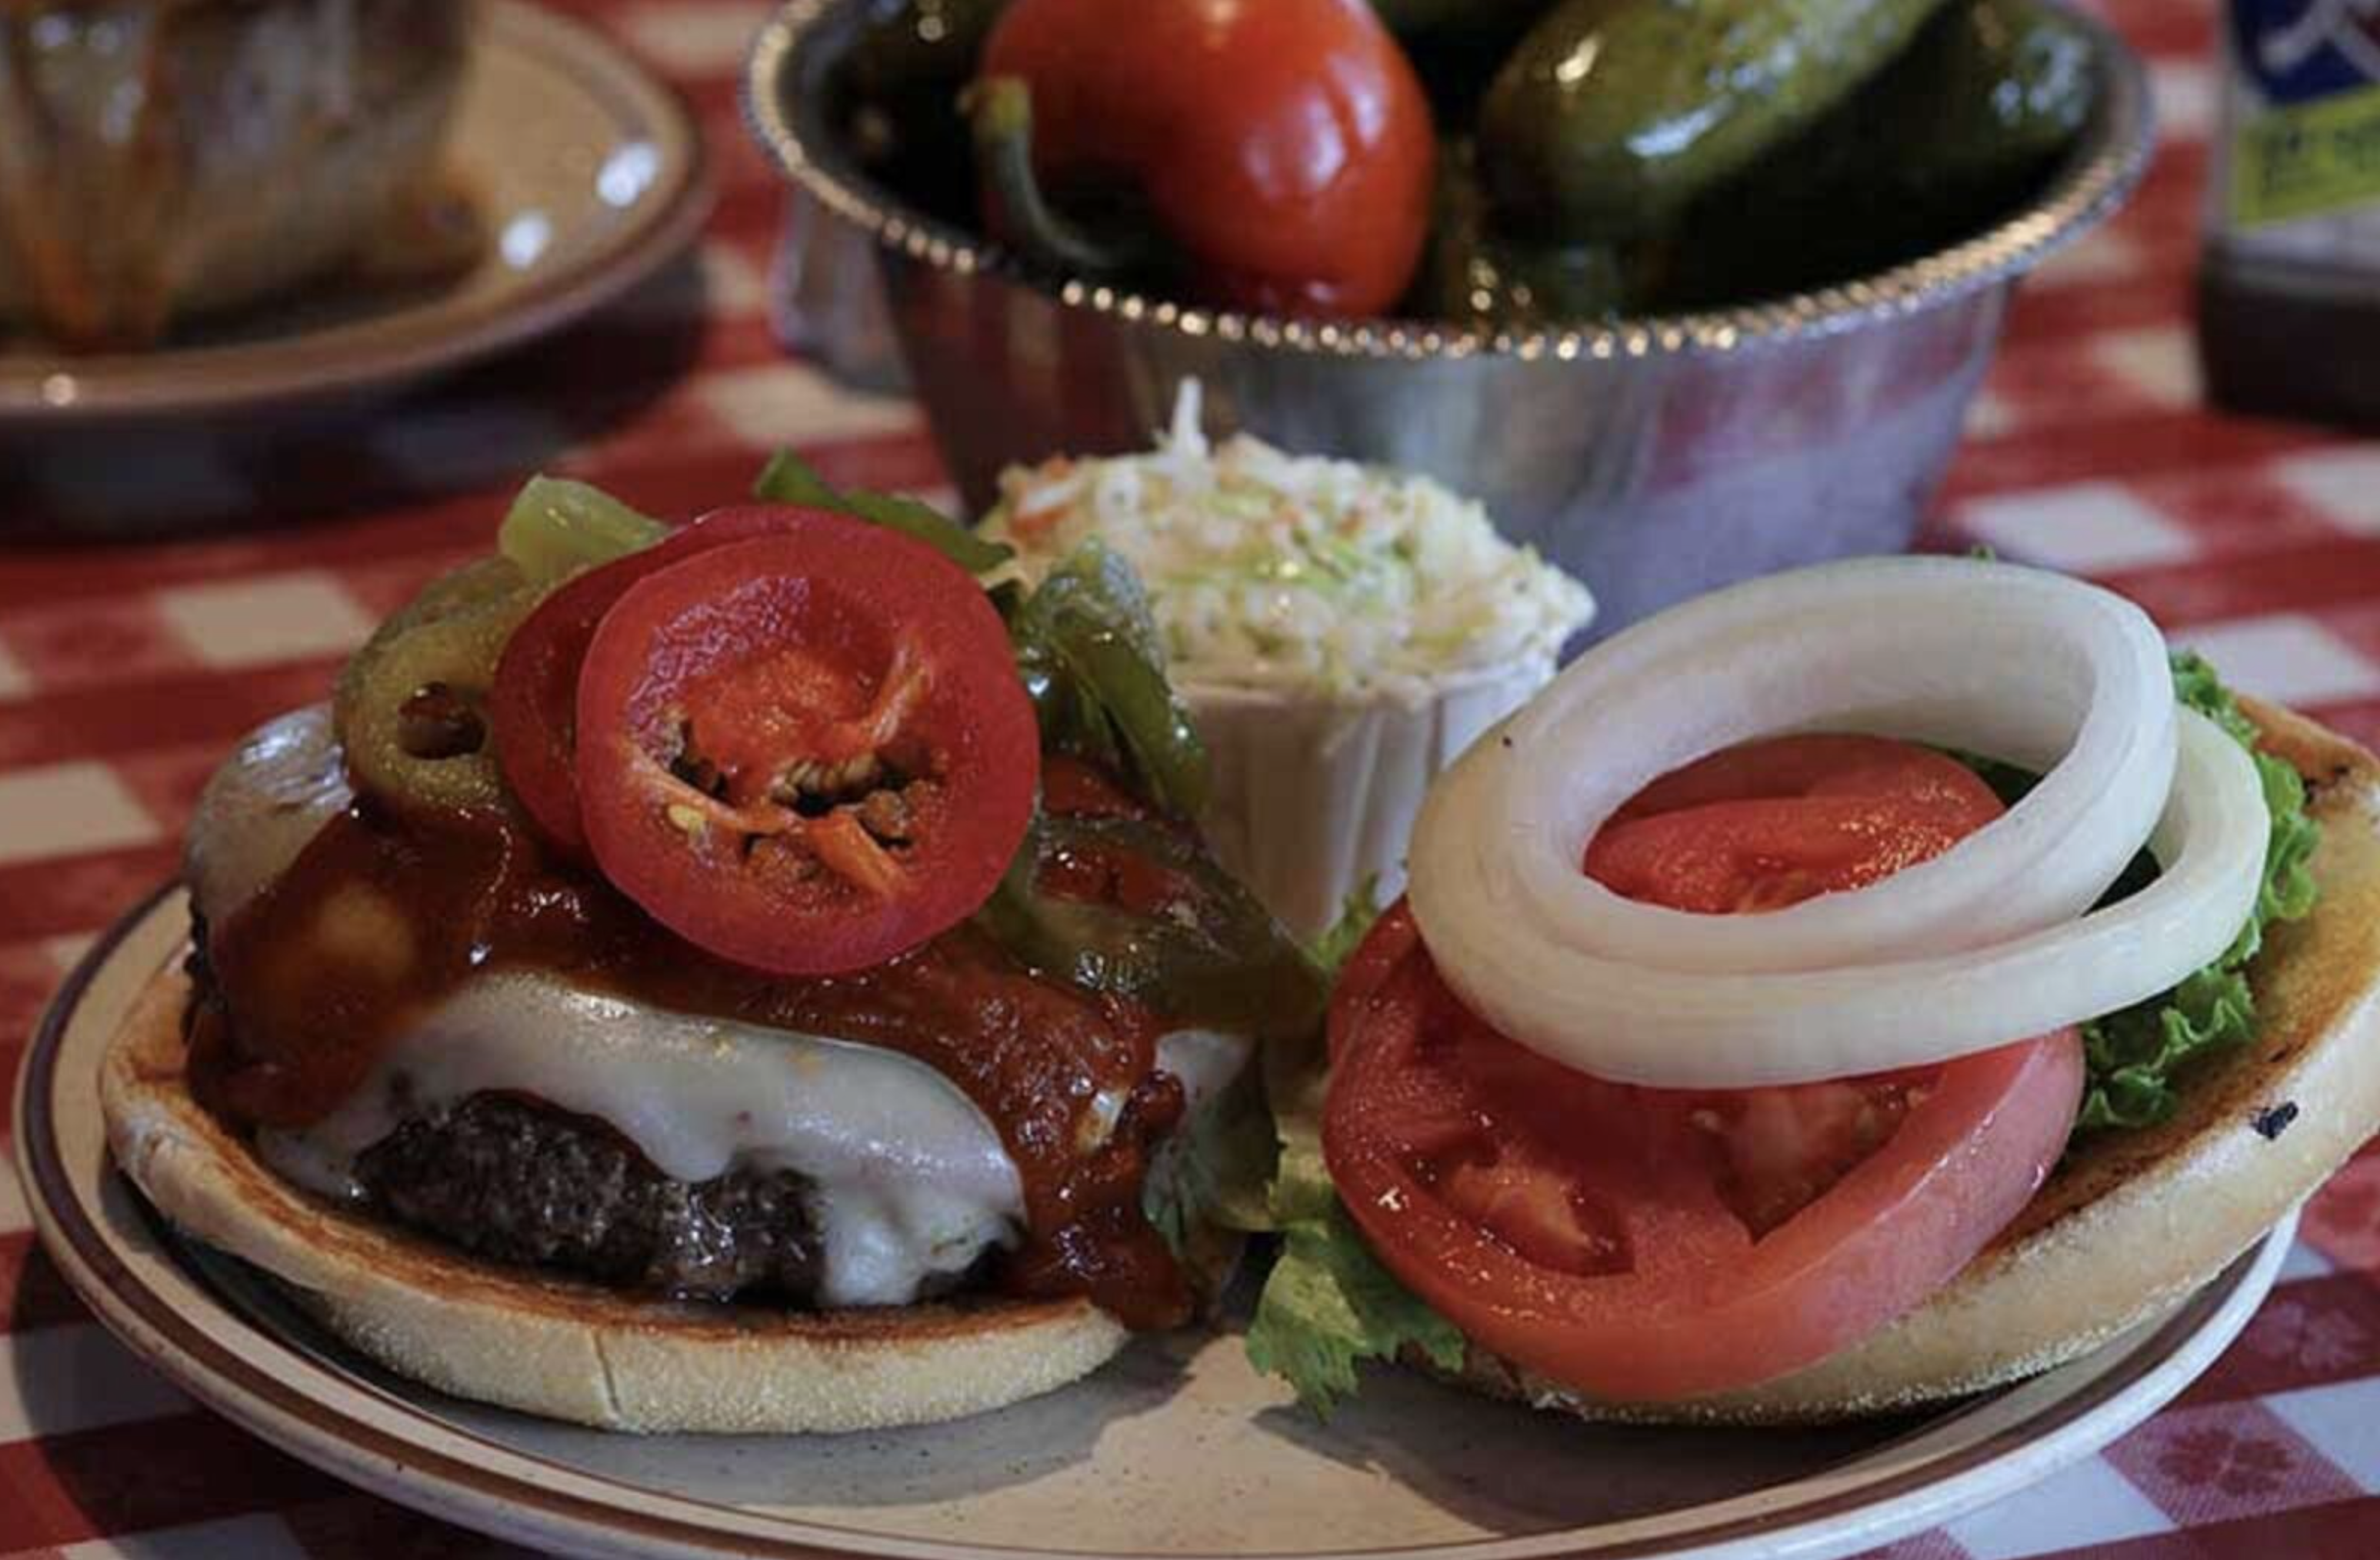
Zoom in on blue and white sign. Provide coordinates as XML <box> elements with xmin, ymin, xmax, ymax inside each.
<box><xmin>2234</xmin><ymin>0</ymin><xmax>2380</xmax><ymax>102</ymax></box>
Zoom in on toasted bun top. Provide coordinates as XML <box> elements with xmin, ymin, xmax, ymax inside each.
<box><xmin>101</xmin><ymin>967</ymin><xmax>1129</xmax><ymax>1434</ymax></box>
<box><xmin>1447</xmin><ymin>696</ymin><xmax>2380</xmax><ymax>1425</ymax></box>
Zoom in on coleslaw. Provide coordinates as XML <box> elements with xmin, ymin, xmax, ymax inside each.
<box><xmin>982</xmin><ymin>385</ymin><xmax>1595</xmax><ymax>707</ymax></box>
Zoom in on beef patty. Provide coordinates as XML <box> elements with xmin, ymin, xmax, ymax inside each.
<box><xmin>352</xmin><ymin>1094</ymin><xmax>825</xmax><ymax>1302</ymax></box>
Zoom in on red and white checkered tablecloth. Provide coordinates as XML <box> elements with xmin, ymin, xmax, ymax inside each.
<box><xmin>5</xmin><ymin>1</ymin><xmax>2379</xmax><ymax>1555</ymax></box>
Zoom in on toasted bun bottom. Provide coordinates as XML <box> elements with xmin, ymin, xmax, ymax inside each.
<box><xmin>1435</xmin><ymin>697</ymin><xmax>2380</xmax><ymax>1425</ymax></box>
<box><xmin>101</xmin><ymin>974</ymin><xmax>1127</xmax><ymax>1434</ymax></box>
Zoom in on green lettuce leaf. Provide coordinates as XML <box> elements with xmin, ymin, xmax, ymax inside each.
<box><xmin>1245</xmin><ymin>1152</ymin><xmax>1468</xmax><ymax>1417</ymax></box>
<box><xmin>1142</xmin><ymin>1061</ymin><xmax>1279</xmax><ymax>1297</ymax></box>
<box><xmin>1244</xmin><ymin>882</ymin><xmax>1466</xmax><ymax>1415</ymax></box>
<box><xmin>1145</xmin><ymin>1062</ymin><xmax>1278</xmax><ymax>1245</ymax></box>
<box><xmin>2075</xmin><ymin>653</ymin><xmax>2321</xmax><ymax>1131</ymax></box>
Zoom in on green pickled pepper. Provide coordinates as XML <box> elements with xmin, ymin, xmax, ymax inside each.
<box><xmin>333</xmin><ymin>558</ymin><xmax>543</xmax><ymax>818</ymax></box>
<box><xmin>982</xmin><ymin>815</ymin><xmax>1325</xmax><ymax>1039</ymax></box>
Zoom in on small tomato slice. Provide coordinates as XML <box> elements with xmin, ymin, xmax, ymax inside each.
<box><xmin>1587</xmin><ymin>736</ymin><xmax>2005</xmax><ymax>912</ymax></box>
<box><xmin>1325</xmin><ymin>735</ymin><xmax>2083</xmax><ymax>1402</ymax></box>
<box><xmin>574</xmin><ymin>519</ymin><xmax>1039</xmax><ymax>975</ymax></box>
<box><xmin>492</xmin><ymin>506</ymin><xmax>845</xmax><ymax>859</ymax></box>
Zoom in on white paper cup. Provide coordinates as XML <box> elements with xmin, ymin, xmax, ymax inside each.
<box><xmin>1186</xmin><ymin>660</ymin><xmax>1555</xmax><ymax>938</ymax></box>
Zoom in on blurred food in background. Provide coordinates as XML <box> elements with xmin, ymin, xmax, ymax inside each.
<box><xmin>968</xmin><ymin>0</ymin><xmax>1435</xmax><ymax>318</ymax></box>
<box><xmin>1658</xmin><ymin>0</ymin><xmax>2099</xmax><ymax>308</ymax></box>
<box><xmin>751</xmin><ymin>0</ymin><xmax>2145</xmax><ymax>638</ymax></box>
<box><xmin>838</xmin><ymin>0</ymin><xmax>1003</xmax><ymax>229</ymax></box>
<box><xmin>0</xmin><ymin>0</ymin><xmax>472</xmax><ymax>352</ymax></box>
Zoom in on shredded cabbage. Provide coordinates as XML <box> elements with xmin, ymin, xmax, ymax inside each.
<box><xmin>982</xmin><ymin>384</ymin><xmax>1595</xmax><ymax>706</ymax></box>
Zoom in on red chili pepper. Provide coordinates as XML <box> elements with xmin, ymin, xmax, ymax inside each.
<box><xmin>972</xmin><ymin>0</ymin><xmax>1436</xmax><ymax>318</ymax></box>
<box><xmin>569</xmin><ymin>515</ymin><xmax>1042</xmax><ymax>977</ymax></box>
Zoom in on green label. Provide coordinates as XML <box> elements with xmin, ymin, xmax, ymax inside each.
<box><xmin>2234</xmin><ymin>83</ymin><xmax>2380</xmax><ymax>228</ymax></box>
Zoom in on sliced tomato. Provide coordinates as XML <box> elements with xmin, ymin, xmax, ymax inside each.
<box><xmin>1588</xmin><ymin>736</ymin><xmax>2004</xmax><ymax>912</ymax></box>
<box><xmin>573</xmin><ymin>520</ymin><xmax>1039</xmax><ymax>975</ymax></box>
<box><xmin>1610</xmin><ymin>734</ymin><xmax>2002</xmax><ymax>823</ymax></box>
<box><xmin>1325</xmin><ymin>735</ymin><xmax>2083</xmax><ymax>1402</ymax></box>
<box><xmin>492</xmin><ymin>506</ymin><xmax>842</xmax><ymax>859</ymax></box>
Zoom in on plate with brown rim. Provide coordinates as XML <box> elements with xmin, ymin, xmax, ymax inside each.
<box><xmin>0</xmin><ymin>1</ymin><xmax>711</xmax><ymax>425</ymax></box>
<box><xmin>13</xmin><ymin>885</ymin><xmax>2294</xmax><ymax>1560</ymax></box>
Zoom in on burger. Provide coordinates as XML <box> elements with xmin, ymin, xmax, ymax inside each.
<box><xmin>102</xmin><ymin>463</ymin><xmax>1314</xmax><ymax>1433</ymax></box>
<box><xmin>1245</xmin><ymin>556</ymin><xmax>2380</xmax><ymax>1422</ymax></box>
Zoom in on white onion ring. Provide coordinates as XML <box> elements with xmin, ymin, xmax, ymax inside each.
<box><xmin>1405</xmin><ymin>559</ymin><xmax>2269</xmax><ymax>1087</ymax></box>
<box><xmin>1492</xmin><ymin>558</ymin><xmax>2177</xmax><ymax>973</ymax></box>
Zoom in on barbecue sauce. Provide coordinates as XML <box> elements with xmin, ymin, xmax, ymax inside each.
<box><xmin>192</xmin><ymin>801</ymin><xmax>1195</xmax><ymax>1329</ymax></box>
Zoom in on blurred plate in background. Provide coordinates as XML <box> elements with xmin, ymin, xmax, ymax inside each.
<box><xmin>0</xmin><ymin>0</ymin><xmax>712</xmax><ymax>425</ymax></box>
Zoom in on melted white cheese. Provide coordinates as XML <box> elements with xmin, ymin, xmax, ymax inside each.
<box><xmin>259</xmin><ymin>975</ymin><xmax>1027</xmax><ymax>1306</ymax></box>
<box><xmin>254</xmin><ymin>975</ymin><xmax>1252</xmax><ymax>1308</ymax></box>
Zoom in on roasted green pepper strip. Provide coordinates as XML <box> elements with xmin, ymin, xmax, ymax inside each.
<box><xmin>1006</xmin><ymin>543</ymin><xmax>1208</xmax><ymax>818</ymax></box>
<box><xmin>334</xmin><ymin>558</ymin><xmax>543</xmax><ymax>817</ymax></box>
<box><xmin>984</xmin><ymin>815</ymin><xmax>1325</xmax><ymax>1038</ymax></box>
<box><xmin>752</xmin><ymin>448</ymin><xmax>1015</xmax><ymax>575</ymax></box>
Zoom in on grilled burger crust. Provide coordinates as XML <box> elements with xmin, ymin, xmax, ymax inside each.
<box><xmin>101</xmin><ymin>967</ymin><xmax>1129</xmax><ymax>1435</ymax></box>
<box><xmin>349</xmin><ymin>1093</ymin><xmax>835</xmax><ymax>1302</ymax></box>
<box><xmin>1431</xmin><ymin>697</ymin><xmax>2380</xmax><ymax>1425</ymax></box>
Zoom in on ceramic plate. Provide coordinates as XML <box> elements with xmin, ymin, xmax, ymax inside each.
<box><xmin>0</xmin><ymin>1</ymin><xmax>711</xmax><ymax>423</ymax></box>
<box><xmin>15</xmin><ymin>888</ymin><xmax>2294</xmax><ymax>1560</ymax></box>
